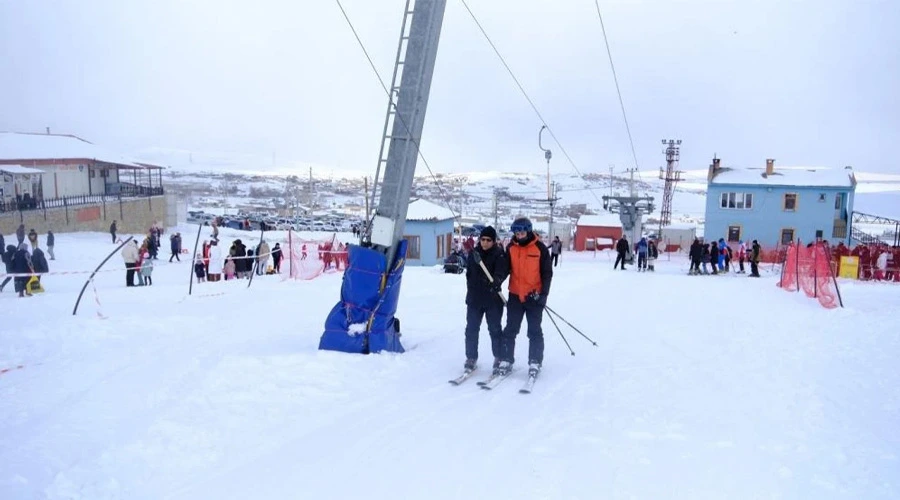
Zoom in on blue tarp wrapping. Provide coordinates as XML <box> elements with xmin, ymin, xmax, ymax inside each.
<box><xmin>319</xmin><ymin>241</ymin><xmax>407</xmax><ymax>354</ymax></box>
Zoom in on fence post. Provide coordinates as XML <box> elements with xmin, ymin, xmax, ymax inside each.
<box><xmin>813</xmin><ymin>241</ymin><xmax>818</xmax><ymax>298</ymax></box>
<box><xmin>795</xmin><ymin>239</ymin><xmax>801</xmax><ymax>292</ymax></box>
<box><xmin>64</xmin><ymin>197</ymin><xmax>70</xmax><ymax>225</ymax></box>
<box><xmin>118</xmin><ymin>194</ymin><xmax>124</xmax><ymax>221</ymax></box>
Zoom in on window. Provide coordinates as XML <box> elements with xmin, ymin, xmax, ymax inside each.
<box><xmin>815</xmin><ymin>230</ymin><xmax>824</xmax><ymax>239</ymax></box>
<box><xmin>727</xmin><ymin>225</ymin><xmax>742</xmax><ymax>242</ymax></box>
<box><xmin>781</xmin><ymin>228</ymin><xmax>795</xmax><ymax>245</ymax></box>
<box><xmin>719</xmin><ymin>192</ymin><xmax>753</xmax><ymax>210</ymax></box>
<box><xmin>783</xmin><ymin>193</ymin><xmax>798</xmax><ymax>211</ymax></box>
<box><xmin>90</xmin><ymin>169</ymin><xmax>96</xmax><ymax>178</ymax></box>
<box><xmin>834</xmin><ymin>192</ymin><xmax>843</xmax><ymax>210</ymax></box>
<box><xmin>818</xmin><ymin>193</ymin><xmax>826</xmax><ymax>202</ymax></box>
<box><xmin>435</xmin><ymin>235</ymin><xmax>445</xmax><ymax>259</ymax></box>
<box><xmin>403</xmin><ymin>235</ymin><xmax>421</xmax><ymax>259</ymax></box>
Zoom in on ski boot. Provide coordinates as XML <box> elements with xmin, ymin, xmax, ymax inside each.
<box><xmin>528</xmin><ymin>362</ymin><xmax>541</xmax><ymax>378</ymax></box>
<box><xmin>497</xmin><ymin>361</ymin><xmax>512</xmax><ymax>376</ymax></box>
<box><xmin>464</xmin><ymin>359</ymin><xmax>476</xmax><ymax>371</ymax></box>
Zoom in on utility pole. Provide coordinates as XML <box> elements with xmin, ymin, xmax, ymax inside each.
<box><xmin>492</xmin><ymin>189</ymin><xmax>499</xmax><ymax>228</ymax></box>
<box><xmin>539</xmin><ymin>126</ymin><xmax>558</xmax><ymax>239</ymax></box>
<box><xmin>608</xmin><ymin>164</ymin><xmax>614</xmax><ymax>200</ymax></box>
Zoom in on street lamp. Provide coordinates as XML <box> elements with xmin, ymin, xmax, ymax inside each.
<box><xmin>539</xmin><ymin>125</ymin><xmax>554</xmax><ymax>239</ymax></box>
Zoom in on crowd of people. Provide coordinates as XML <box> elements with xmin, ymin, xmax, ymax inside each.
<box><xmin>0</xmin><ymin>224</ymin><xmax>52</xmax><ymax>297</ymax></box>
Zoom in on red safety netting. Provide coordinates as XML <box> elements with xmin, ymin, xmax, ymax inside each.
<box><xmin>778</xmin><ymin>242</ymin><xmax>842</xmax><ymax>309</ymax></box>
<box><xmin>283</xmin><ymin>230</ymin><xmax>349</xmax><ymax>281</ymax></box>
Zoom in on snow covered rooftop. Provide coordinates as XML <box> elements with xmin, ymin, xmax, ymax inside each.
<box><xmin>0</xmin><ymin>132</ymin><xmax>161</xmax><ymax>169</ymax></box>
<box><xmin>576</xmin><ymin>213</ymin><xmax>622</xmax><ymax>228</ymax></box>
<box><xmin>711</xmin><ymin>166</ymin><xmax>856</xmax><ymax>188</ymax></box>
<box><xmin>406</xmin><ymin>198</ymin><xmax>456</xmax><ymax>222</ymax></box>
<box><xmin>0</xmin><ymin>164</ymin><xmax>44</xmax><ymax>175</ymax></box>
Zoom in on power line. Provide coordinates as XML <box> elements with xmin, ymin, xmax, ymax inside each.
<box><xmin>593</xmin><ymin>0</ymin><xmax>643</xmax><ymax>186</ymax></box>
<box><xmin>334</xmin><ymin>0</ymin><xmax>463</xmax><ymax>229</ymax></box>
<box><xmin>459</xmin><ymin>0</ymin><xmax>605</xmax><ymax>207</ymax></box>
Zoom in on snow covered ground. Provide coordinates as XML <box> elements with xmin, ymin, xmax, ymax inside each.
<box><xmin>1</xmin><ymin>227</ymin><xmax>898</xmax><ymax>499</ymax></box>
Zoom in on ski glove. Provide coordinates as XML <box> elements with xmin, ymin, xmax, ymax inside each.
<box><xmin>490</xmin><ymin>282</ymin><xmax>503</xmax><ymax>294</ymax></box>
<box><xmin>527</xmin><ymin>291</ymin><xmax>547</xmax><ymax>306</ymax></box>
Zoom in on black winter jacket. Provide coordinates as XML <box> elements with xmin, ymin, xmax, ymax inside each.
<box><xmin>616</xmin><ymin>238</ymin><xmax>629</xmax><ymax>254</ymax></box>
<box><xmin>465</xmin><ymin>243</ymin><xmax>509</xmax><ymax>307</ymax></box>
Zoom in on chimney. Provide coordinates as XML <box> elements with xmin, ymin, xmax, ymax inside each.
<box><xmin>765</xmin><ymin>158</ymin><xmax>775</xmax><ymax>176</ymax></box>
<box><xmin>707</xmin><ymin>156</ymin><xmax>722</xmax><ymax>182</ymax></box>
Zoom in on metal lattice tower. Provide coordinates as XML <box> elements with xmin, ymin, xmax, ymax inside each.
<box><xmin>365</xmin><ymin>0</ymin><xmax>447</xmax><ymax>268</ymax></box>
<box><xmin>657</xmin><ymin>139</ymin><xmax>683</xmax><ymax>236</ymax></box>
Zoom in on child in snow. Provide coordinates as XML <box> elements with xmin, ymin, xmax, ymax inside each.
<box><xmin>140</xmin><ymin>251</ymin><xmax>154</xmax><ymax>286</ymax></box>
<box><xmin>194</xmin><ymin>254</ymin><xmax>206</xmax><ymax>283</ymax></box>
<box><xmin>224</xmin><ymin>257</ymin><xmax>236</xmax><ymax>281</ymax></box>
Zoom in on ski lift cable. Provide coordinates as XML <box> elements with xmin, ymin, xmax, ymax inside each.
<box><xmin>593</xmin><ymin>0</ymin><xmax>643</xmax><ymax>187</ymax></box>
<box><xmin>334</xmin><ymin>0</ymin><xmax>464</xmax><ymax>231</ymax></box>
<box><xmin>459</xmin><ymin>0</ymin><xmax>605</xmax><ymax>207</ymax></box>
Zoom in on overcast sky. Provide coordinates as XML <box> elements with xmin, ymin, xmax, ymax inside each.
<box><xmin>1</xmin><ymin>0</ymin><xmax>898</xmax><ymax>176</ymax></box>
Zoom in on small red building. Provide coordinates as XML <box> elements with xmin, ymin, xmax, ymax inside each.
<box><xmin>574</xmin><ymin>214</ymin><xmax>623</xmax><ymax>251</ymax></box>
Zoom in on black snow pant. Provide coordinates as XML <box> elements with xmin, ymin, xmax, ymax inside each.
<box><xmin>464</xmin><ymin>303</ymin><xmax>504</xmax><ymax>362</ymax></box>
<box><xmin>690</xmin><ymin>259</ymin><xmax>701</xmax><ymax>273</ymax></box>
<box><xmin>551</xmin><ymin>253</ymin><xmax>559</xmax><ymax>267</ymax></box>
<box><xmin>739</xmin><ymin>257</ymin><xmax>745</xmax><ymax>272</ymax></box>
<box><xmin>637</xmin><ymin>252</ymin><xmax>647</xmax><ymax>269</ymax></box>
<box><xmin>126</xmin><ymin>263</ymin><xmax>136</xmax><ymax>286</ymax></box>
<box><xmin>111</xmin><ymin>232</ymin><xmax>116</xmax><ymax>243</ymax></box>
<box><xmin>169</xmin><ymin>251</ymin><xmax>180</xmax><ymax>262</ymax></box>
<box><xmin>614</xmin><ymin>252</ymin><xmax>627</xmax><ymax>269</ymax></box>
<box><xmin>500</xmin><ymin>295</ymin><xmax>545</xmax><ymax>365</ymax></box>
<box><xmin>750</xmin><ymin>260</ymin><xmax>760</xmax><ymax>276</ymax></box>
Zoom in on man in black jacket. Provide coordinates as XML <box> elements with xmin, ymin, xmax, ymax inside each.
<box><xmin>462</xmin><ymin>226</ymin><xmax>509</xmax><ymax>372</ymax></box>
<box><xmin>689</xmin><ymin>238</ymin><xmax>702</xmax><ymax>275</ymax></box>
<box><xmin>614</xmin><ymin>235</ymin><xmax>629</xmax><ymax>270</ymax></box>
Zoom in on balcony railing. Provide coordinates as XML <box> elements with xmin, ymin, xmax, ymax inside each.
<box><xmin>0</xmin><ymin>187</ymin><xmax>164</xmax><ymax>214</ymax></box>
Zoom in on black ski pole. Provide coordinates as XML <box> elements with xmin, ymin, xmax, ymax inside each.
<box><xmin>543</xmin><ymin>305</ymin><xmax>598</xmax><ymax>346</ymax></box>
<box><xmin>545</xmin><ymin>306</ymin><xmax>575</xmax><ymax>356</ymax></box>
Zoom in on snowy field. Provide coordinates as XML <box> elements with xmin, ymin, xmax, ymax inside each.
<box><xmin>1</xmin><ymin>226</ymin><xmax>899</xmax><ymax>499</ymax></box>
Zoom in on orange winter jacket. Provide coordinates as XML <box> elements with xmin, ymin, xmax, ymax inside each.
<box><xmin>506</xmin><ymin>234</ymin><xmax>553</xmax><ymax>302</ymax></box>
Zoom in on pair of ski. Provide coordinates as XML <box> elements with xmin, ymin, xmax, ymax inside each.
<box><xmin>448</xmin><ymin>369</ymin><xmax>537</xmax><ymax>394</ymax></box>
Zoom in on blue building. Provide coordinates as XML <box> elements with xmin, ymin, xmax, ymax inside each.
<box><xmin>403</xmin><ymin>199</ymin><xmax>456</xmax><ymax>266</ymax></box>
<box><xmin>705</xmin><ymin>158</ymin><xmax>856</xmax><ymax>248</ymax></box>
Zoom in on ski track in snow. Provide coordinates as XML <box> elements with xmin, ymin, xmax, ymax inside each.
<box><xmin>1</xmin><ymin>227</ymin><xmax>898</xmax><ymax>499</ymax></box>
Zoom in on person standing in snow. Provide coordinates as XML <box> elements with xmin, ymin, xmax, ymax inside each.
<box><xmin>636</xmin><ymin>237</ymin><xmax>649</xmax><ymax>271</ymax></box>
<box><xmin>194</xmin><ymin>254</ymin><xmax>207</xmax><ymax>283</ymax></box>
<box><xmin>109</xmin><ymin>220</ymin><xmax>118</xmax><ymax>244</ymax></box>
<box><xmin>1</xmin><ymin>244</ymin><xmax>16</xmax><ymax>292</ymax></box>
<box><xmin>207</xmin><ymin>240</ymin><xmax>223</xmax><ymax>282</ymax></box>
<box><xmin>497</xmin><ymin>217</ymin><xmax>552</xmax><ymax>378</ymax></box>
<box><xmin>256</xmin><ymin>239</ymin><xmax>270</xmax><ymax>275</ymax></box>
<box><xmin>27</xmin><ymin>228</ymin><xmax>39</xmax><ymax>250</ymax></box>
<box><xmin>12</xmin><ymin>243</ymin><xmax>34</xmax><ymax>297</ymax></box>
<box><xmin>121</xmin><ymin>240</ymin><xmax>139</xmax><ymax>286</ymax></box>
<box><xmin>749</xmin><ymin>240</ymin><xmax>761</xmax><ymax>277</ymax></box>
<box><xmin>46</xmin><ymin>230</ymin><xmax>55</xmax><ymax>260</ymax></box>
<box><xmin>140</xmin><ymin>250</ymin><xmax>154</xmax><ymax>285</ymax></box>
<box><xmin>647</xmin><ymin>239</ymin><xmax>659</xmax><ymax>271</ymax></box>
<box><xmin>462</xmin><ymin>226</ymin><xmax>509</xmax><ymax>372</ymax></box>
<box><xmin>737</xmin><ymin>240</ymin><xmax>746</xmax><ymax>274</ymax></box>
<box><xmin>709</xmin><ymin>240</ymin><xmax>719</xmax><ymax>275</ymax></box>
<box><xmin>614</xmin><ymin>235</ymin><xmax>629</xmax><ymax>270</ymax></box>
<box><xmin>271</xmin><ymin>243</ymin><xmax>283</xmax><ymax>273</ymax></box>
<box><xmin>689</xmin><ymin>238</ymin><xmax>702</xmax><ymax>275</ymax></box>
<box><xmin>550</xmin><ymin>235</ymin><xmax>562</xmax><ymax>267</ymax></box>
<box><xmin>169</xmin><ymin>232</ymin><xmax>182</xmax><ymax>262</ymax></box>
<box><xmin>16</xmin><ymin>224</ymin><xmax>26</xmax><ymax>245</ymax></box>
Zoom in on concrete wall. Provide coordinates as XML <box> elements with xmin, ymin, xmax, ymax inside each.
<box><xmin>0</xmin><ymin>195</ymin><xmax>171</xmax><ymax>237</ymax></box>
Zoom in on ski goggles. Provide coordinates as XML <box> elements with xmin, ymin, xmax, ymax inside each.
<box><xmin>510</xmin><ymin>223</ymin><xmax>532</xmax><ymax>233</ymax></box>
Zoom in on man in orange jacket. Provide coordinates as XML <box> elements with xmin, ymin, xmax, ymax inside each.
<box><xmin>496</xmin><ymin>217</ymin><xmax>553</xmax><ymax>378</ymax></box>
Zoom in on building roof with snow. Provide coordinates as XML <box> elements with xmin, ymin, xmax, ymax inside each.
<box><xmin>710</xmin><ymin>166</ymin><xmax>856</xmax><ymax>188</ymax></box>
<box><xmin>0</xmin><ymin>132</ymin><xmax>163</xmax><ymax>169</ymax></box>
<box><xmin>576</xmin><ymin>213</ymin><xmax>622</xmax><ymax>228</ymax></box>
<box><xmin>0</xmin><ymin>164</ymin><xmax>44</xmax><ymax>175</ymax></box>
<box><xmin>406</xmin><ymin>199</ymin><xmax>456</xmax><ymax>222</ymax></box>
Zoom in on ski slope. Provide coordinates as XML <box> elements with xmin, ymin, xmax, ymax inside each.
<box><xmin>1</xmin><ymin>228</ymin><xmax>898</xmax><ymax>499</ymax></box>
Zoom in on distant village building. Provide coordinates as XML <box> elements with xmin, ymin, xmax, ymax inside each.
<box><xmin>659</xmin><ymin>224</ymin><xmax>698</xmax><ymax>252</ymax></box>
<box><xmin>704</xmin><ymin>158</ymin><xmax>856</xmax><ymax>248</ymax></box>
<box><xmin>0</xmin><ymin>132</ymin><xmax>170</xmax><ymax>234</ymax></box>
<box><xmin>403</xmin><ymin>198</ymin><xmax>455</xmax><ymax>266</ymax></box>
<box><xmin>574</xmin><ymin>213</ymin><xmax>623</xmax><ymax>251</ymax></box>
